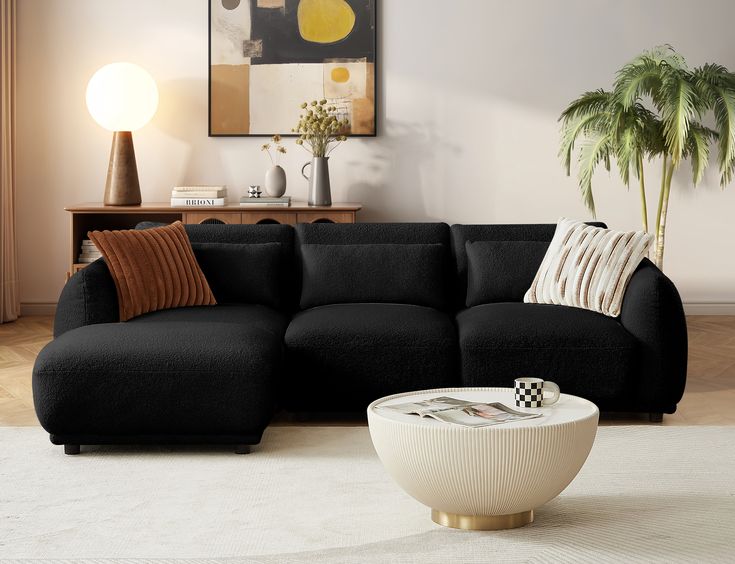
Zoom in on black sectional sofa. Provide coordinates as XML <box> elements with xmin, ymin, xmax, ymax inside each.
<box><xmin>33</xmin><ymin>222</ymin><xmax>687</xmax><ymax>454</ymax></box>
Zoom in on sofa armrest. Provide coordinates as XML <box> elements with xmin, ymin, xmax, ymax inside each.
<box><xmin>619</xmin><ymin>258</ymin><xmax>687</xmax><ymax>413</ymax></box>
<box><xmin>54</xmin><ymin>260</ymin><xmax>119</xmax><ymax>337</ymax></box>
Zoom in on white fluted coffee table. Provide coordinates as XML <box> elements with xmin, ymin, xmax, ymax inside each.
<box><xmin>367</xmin><ymin>387</ymin><xmax>599</xmax><ymax>530</ymax></box>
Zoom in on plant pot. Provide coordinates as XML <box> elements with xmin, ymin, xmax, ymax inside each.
<box><xmin>302</xmin><ymin>157</ymin><xmax>331</xmax><ymax>206</ymax></box>
<box><xmin>264</xmin><ymin>165</ymin><xmax>287</xmax><ymax>198</ymax></box>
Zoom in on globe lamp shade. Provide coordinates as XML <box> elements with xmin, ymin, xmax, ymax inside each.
<box><xmin>86</xmin><ymin>63</ymin><xmax>158</xmax><ymax>206</ymax></box>
<box><xmin>86</xmin><ymin>63</ymin><xmax>158</xmax><ymax>131</ymax></box>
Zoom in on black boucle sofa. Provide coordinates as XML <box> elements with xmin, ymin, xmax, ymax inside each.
<box><xmin>33</xmin><ymin>222</ymin><xmax>687</xmax><ymax>454</ymax></box>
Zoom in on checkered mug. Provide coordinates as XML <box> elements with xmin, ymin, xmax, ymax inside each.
<box><xmin>514</xmin><ymin>378</ymin><xmax>560</xmax><ymax>408</ymax></box>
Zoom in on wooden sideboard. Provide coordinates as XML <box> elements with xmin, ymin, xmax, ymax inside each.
<box><xmin>65</xmin><ymin>201</ymin><xmax>362</xmax><ymax>278</ymax></box>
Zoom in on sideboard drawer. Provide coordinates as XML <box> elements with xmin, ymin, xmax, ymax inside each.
<box><xmin>241</xmin><ymin>211</ymin><xmax>298</xmax><ymax>225</ymax></box>
<box><xmin>297</xmin><ymin>211</ymin><xmax>355</xmax><ymax>223</ymax></box>
<box><xmin>183</xmin><ymin>212</ymin><xmax>242</xmax><ymax>225</ymax></box>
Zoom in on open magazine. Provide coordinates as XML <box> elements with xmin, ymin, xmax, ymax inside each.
<box><xmin>379</xmin><ymin>396</ymin><xmax>542</xmax><ymax>427</ymax></box>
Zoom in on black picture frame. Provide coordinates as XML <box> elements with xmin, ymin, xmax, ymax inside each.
<box><xmin>208</xmin><ymin>0</ymin><xmax>377</xmax><ymax>138</ymax></box>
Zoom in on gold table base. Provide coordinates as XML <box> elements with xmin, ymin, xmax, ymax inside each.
<box><xmin>431</xmin><ymin>509</ymin><xmax>534</xmax><ymax>530</ymax></box>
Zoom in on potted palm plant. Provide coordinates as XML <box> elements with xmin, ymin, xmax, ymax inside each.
<box><xmin>560</xmin><ymin>45</ymin><xmax>735</xmax><ymax>269</ymax></box>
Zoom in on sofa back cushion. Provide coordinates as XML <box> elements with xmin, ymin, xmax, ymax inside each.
<box><xmin>296</xmin><ymin>223</ymin><xmax>451</xmax><ymax>310</ymax></box>
<box><xmin>451</xmin><ymin>223</ymin><xmax>606</xmax><ymax>308</ymax></box>
<box><xmin>300</xmin><ymin>243</ymin><xmax>449</xmax><ymax>309</ymax></box>
<box><xmin>192</xmin><ymin>242</ymin><xmax>283</xmax><ymax>308</ymax></box>
<box><xmin>136</xmin><ymin>222</ymin><xmax>296</xmax><ymax>310</ymax></box>
<box><xmin>88</xmin><ymin>221</ymin><xmax>217</xmax><ymax>321</ymax></box>
<box><xmin>465</xmin><ymin>240</ymin><xmax>549</xmax><ymax>306</ymax></box>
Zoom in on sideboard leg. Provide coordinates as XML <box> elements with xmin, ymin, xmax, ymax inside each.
<box><xmin>64</xmin><ymin>444</ymin><xmax>81</xmax><ymax>455</ymax></box>
<box><xmin>649</xmin><ymin>413</ymin><xmax>663</xmax><ymax>423</ymax></box>
<box><xmin>235</xmin><ymin>444</ymin><xmax>251</xmax><ymax>455</ymax></box>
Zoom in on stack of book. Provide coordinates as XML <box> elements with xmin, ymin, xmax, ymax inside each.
<box><xmin>240</xmin><ymin>196</ymin><xmax>291</xmax><ymax>207</ymax></box>
<box><xmin>171</xmin><ymin>185</ymin><xmax>227</xmax><ymax>206</ymax></box>
<box><xmin>78</xmin><ymin>240</ymin><xmax>103</xmax><ymax>263</ymax></box>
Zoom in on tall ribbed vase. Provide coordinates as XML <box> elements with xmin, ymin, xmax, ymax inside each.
<box><xmin>302</xmin><ymin>156</ymin><xmax>332</xmax><ymax>206</ymax></box>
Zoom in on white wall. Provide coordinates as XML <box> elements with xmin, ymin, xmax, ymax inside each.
<box><xmin>16</xmin><ymin>0</ymin><xmax>735</xmax><ymax>306</ymax></box>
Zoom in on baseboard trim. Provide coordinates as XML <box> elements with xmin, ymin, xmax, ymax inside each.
<box><xmin>20</xmin><ymin>302</ymin><xmax>57</xmax><ymax>316</ymax></box>
<box><xmin>683</xmin><ymin>303</ymin><xmax>735</xmax><ymax>315</ymax></box>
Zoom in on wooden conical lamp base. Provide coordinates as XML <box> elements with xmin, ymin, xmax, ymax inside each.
<box><xmin>103</xmin><ymin>131</ymin><xmax>141</xmax><ymax>206</ymax></box>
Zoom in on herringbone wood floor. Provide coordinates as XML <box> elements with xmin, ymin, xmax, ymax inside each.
<box><xmin>0</xmin><ymin>316</ymin><xmax>52</xmax><ymax>426</ymax></box>
<box><xmin>1</xmin><ymin>316</ymin><xmax>733</xmax><ymax>426</ymax></box>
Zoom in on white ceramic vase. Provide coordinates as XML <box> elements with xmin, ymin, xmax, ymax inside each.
<box><xmin>264</xmin><ymin>165</ymin><xmax>287</xmax><ymax>197</ymax></box>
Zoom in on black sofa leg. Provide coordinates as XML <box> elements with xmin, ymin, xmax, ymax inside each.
<box><xmin>64</xmin><ymin>444</ymin><xmax>81</xmax><ymax>455</ymax></box>
<box><xmin>649</xmin><ymin>413</ymin><xmax>664</xmax><ymax>423</ymax></box>
<box><xmin>235</xmin><ymin>444</ymin><xmax>251</xmax><ymax>455</ymax></box>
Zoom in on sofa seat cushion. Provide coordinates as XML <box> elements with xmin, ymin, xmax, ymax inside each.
<box><xmin>284</xmin><ymin>304</ymin><xmax>459</xmax><ymax>410</ymax></box>
<box><xmin>457</xmin><ymin>303</ymin><xmax>638</xmax><ymax>407</ymax></box>
<box><xmin>33</xmin><ymin>305</ymin><xmax>288</xmax><ymax>439</ymax></box>
<box><xmin>129</xmin><ymin>303</ymin><xmax>286</xmax><ymax>333</ymax></box>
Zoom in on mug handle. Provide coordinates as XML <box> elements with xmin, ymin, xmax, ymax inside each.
<box><xmin>301</xmin><ymin>161</ymin><xmax>311</xmax><ymax>181</ymax></box>
<box><xmin>542</xmin><ymin>381</ymin><xmax>560</xmax><ymax>406</ymax></box>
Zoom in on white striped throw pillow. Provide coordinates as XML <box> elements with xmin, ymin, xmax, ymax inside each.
<box><xmin>524</xmin><ymin>218</ymin><xmax>653</xmax><ymax>317</ymax></box>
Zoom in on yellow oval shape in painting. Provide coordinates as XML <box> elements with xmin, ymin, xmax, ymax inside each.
<box><xmin>331</xmin><ymin>67</ymin><xmax>350</xmax><ymax>83</ymax></box>
<box><xmin>298</xmin><ymin>0</ymin><xmax>356</xmax><ymax>44</ymax></box>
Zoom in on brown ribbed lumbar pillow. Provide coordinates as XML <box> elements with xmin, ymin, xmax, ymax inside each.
<box><xmin>88</xmin><ymin>221</ymin><xmax>216</xmax><ymax>321</ymax></box>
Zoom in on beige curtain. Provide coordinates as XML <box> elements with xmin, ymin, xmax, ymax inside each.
<box><xmin>0</xmin><ymin>0</ymin><xmax>19</xmax><ymax>323</ymax></box>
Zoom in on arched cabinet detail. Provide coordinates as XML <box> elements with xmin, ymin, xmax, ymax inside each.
<box><xmin>296</xmin><ymin>212</ymin><xmax>355</xmax><ymax>223</ymax></box>
<box><xmin>183</xmin><ymin>212</ymin><xmax>240</xmax><ymax>225</ymax></box>
<box><xmin>242</xmin><ymin>212</ymin><xmax>297</xmax><ymax>225</ymax></box>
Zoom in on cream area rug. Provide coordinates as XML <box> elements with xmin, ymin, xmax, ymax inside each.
<box><xmin>0</xmin><ymin>426</ymin><xmax>733</xmax><ymax>563</ymax></box>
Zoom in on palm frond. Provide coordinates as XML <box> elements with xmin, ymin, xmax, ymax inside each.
<box><xmin>614</xmin><ymin>56</ymin><xmax>663</xmax><ymax>110</ymax></box>
<box><xmin>577</xmin><ymin>133</ymin><xmax>612</xmax><ymax>216</ymax></box>
<box><xmin>614</xmin><ymin>113</ymin><xmax>638</xmax><ymax>186</ymax></box>
<box><xmin>659</xmin><ymin>68</ymin><xmax>697</xmax><ymax>165</ymax></box>
<box><xmin>641</xmin><ymin>113</ymin><xmax>666</xmax><ymax>157</ymax></box>
<box><xmin>693</xmin><ymin>64</ymin><xmax>735</xmax><ymax>185</ymax></box>
<box><xmin>692</xmin><ymin>63</ymin><xmax>732</xmax><ymax>105</ymax></box>
<box><xmin>559</xmin><ymin>113</ymin><xmax>610</xmax><ymax>175</ymax></box>
<box><xmin>613</xmin><ymin>103</ymin><xmax>659</xmax><ymax>184</ymax></box>
<box><xmin>644</xmin><ymin>44</ymin><xmax>688</xmax><ymax>71</ymax></box>
<box><xmin>559</xmin><ymin>89</ymin><xmax>613</xmax><ymax>122</ymax></box>
<box><xmin>685</xmin><ymin>124</ymin><xmax>716</xmax><ymax>185</ymax></box>
<box><xmin>614</xmin><ymin>45</ymin><xmax>688</xmax><ymax>110</ymax></box>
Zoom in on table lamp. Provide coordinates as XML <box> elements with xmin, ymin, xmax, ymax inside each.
<box><xmin>86</xmin><ymin>63</ymin><xmax>158</xmax><ymax>206</ymax></box>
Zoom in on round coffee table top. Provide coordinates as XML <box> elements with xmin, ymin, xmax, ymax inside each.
<box><xmin>369</xmin><ymin>387</ymin><xmax>598</xmax><ymax>429</ymax></box>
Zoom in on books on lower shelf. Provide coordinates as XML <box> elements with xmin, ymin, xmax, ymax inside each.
<box><xmin>77</xmin><ymin>239</ymin><xmax>102</xmax><ymax>263</ymax></box>
<box><xmin>379</xmin><ymin>396</ymin><xmax>542</xmax><ymax>427</ymax></box>
<box><xmin>240</xmin><ymin>196</ymin><xmax>291</xmax><ymax>207</ymax></box>
<box><xmin>170</xmin><ymin>197</ymin><xmax>226</xmax><ymax>207</ymax></box>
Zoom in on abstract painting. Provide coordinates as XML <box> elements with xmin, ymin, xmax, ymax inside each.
<box><xmin>209</xmin><ymin>0</ymin><xmax>376</xmax><ymax>136</ymax></box>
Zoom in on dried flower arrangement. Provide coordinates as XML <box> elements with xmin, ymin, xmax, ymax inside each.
<box><xmin>293</xmin><ymin>99</ymin><xmax>349</xmax><ymax>157</ymax></box>
<box><xmin>261</xmin><ymin>134</ymin><xmax>287</xmax><ymax>165</ymax></box>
